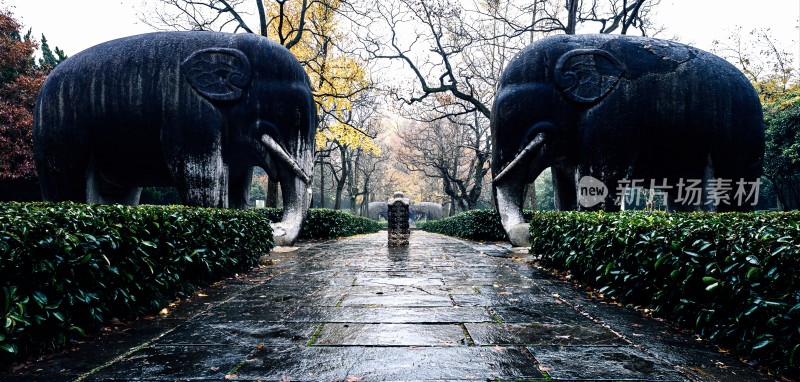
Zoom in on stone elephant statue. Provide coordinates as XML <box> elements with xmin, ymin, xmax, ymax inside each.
<box><xmin>410</xmin><ymin>202</ymin><xmax>443</xmax><ymax>221</ymax></box>
<box><xmin>367</xmin><ymin>201</ymin><xmax>388</xmax><ymax>221</ymax></box>
<box><xmin>33</xmin><ymin>31</ymin><xmax>317</xmax><ymax>246</ymax></box>
<box><xmin>491</xmin><ymin>34</ymin><xmax>764</xmax><ymax>246</ymax></box>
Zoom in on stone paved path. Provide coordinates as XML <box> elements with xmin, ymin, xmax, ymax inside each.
<box><xmin>8</xmin><ymin>231</ymin><xmax>776</xmax><ymax>381</ymax></box>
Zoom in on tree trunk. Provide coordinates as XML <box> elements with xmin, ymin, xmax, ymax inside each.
<box><xmin>621</xmin><ymin>0</ymin><xmax>646</xmax><ymax>35</ymax></box>
<box><xmin>334</xmin><ymin>186</ymin><xmax>344</xmax><ymax>210</ymax></box>
<box><xmin>565</xmin><ymin>0</ymin><xmax>578</xmax><ymax>35</ymax></box>
<box><xmin>333</xmin><ymin>145</ymin><xmax>349</xmax><ymax>210</ymax></box>
<box><xmin>334</xmin><ymin>167</ymin><xmax>347</xmax><ymax>210</ymax></box>
<box><xmin>348</xmin><ymin>151</ymin><xmax>362</xmax><ymax>214</ymax></box>
<box><xmin>319</xmin><ymin>161</ymin><xmax>326</xmax><ymax>209</ymax></box>
<box><xmin>360</xmin><ymin>184</ymin><xmax>370</xmax><ymax>216</ymax></box>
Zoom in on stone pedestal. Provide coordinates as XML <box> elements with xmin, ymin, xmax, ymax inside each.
<box><xmin>387</xmin><ymin>192</ymin><xmax>410</xmax><ymax>247</ymax></box>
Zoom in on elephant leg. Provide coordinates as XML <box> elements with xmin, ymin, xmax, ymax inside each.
<box><xmin>552</xmin><ymin>166</ymin><xmax>577</xmax><ymax>211</ymax></box>
<box><xmin>169</xmin><ymin>156</ymin><xmax>229</xmax><ymax>208</ymax></box>
<box><xmin>580</xmin><ymin>168</ymin><xmax>623</xmax><ymax>212</ymax></box>
<box><xmin>712</xmin><ymin>155</ymin><xmax>761</xmax><ymax>212</ymax></box>
<box><xmin>87</xmin><ymin>184</ymin><xmax>143</xmax><ymax>205</ymax></box>
<box><xmin>664</xmin><ymin>158</ymin><xmax>716</xmax><ymax>212</ymax></box>
<box><xmin>38</xmin><ymin>162</ymin><xmax>88</xmax><ymax>203</ymax></box>
<box><xmin>35</xmin><ymin>131</ymin><xmax>89</xmax><ymax>203</ymax></box>
<box><xmin>677</xmin><ymin>157</ymin><xmax>718</xmax><ymax>212</ymax></box>
<box><xmin>660</xmin><ymin>174</ymin><xmax>701</xmax><ymax>212</ymax></box>
<box><xmin>85</xmin><ymin>160</ymin><xmax>142</xmax><ymax>205</ymax></box>
<box><xmin>228</xmin><ymin>167</ymin><xmax>254</xmax><ymax>209</ymax></box>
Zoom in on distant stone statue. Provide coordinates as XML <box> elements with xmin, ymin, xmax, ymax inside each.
<box><xmin>367</xmin><ymin>201</ymin><xmax>388</xmax><ymax>221</ymax></box>
<box><xmin>33</xmin><ymin>31</ymin><xmax>318</xmax><ymax>246</ymax></box>
<box><xmin>491</xmin><ymin>34</ymin><xmax>764</xmax><ymax>246</ymax></box>
<box><xmin>387</xmin><ymin>192</ymin><xmax>410</xmax><ymax>247</ymax></box>
<box><xmin>410</xmin><ymin>202</ymin><xmax>443</xmax><ymax>221</ymax></box>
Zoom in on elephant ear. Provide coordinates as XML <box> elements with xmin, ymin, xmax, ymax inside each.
<box><xmin>182</xmin><ymin>48</ymin><xmax>252</xmax><ymax>101</ymax></box>
<box><xmin>554</xmin><ymin>48</ymin><xmax>625</xmax><ymax>104</ymax></box>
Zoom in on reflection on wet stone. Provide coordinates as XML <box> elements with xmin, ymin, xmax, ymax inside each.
<box><xmin>465</xmin><ymin>323</ymin><xmax>625</xmax><ymax>346</ymax></box>
<box><xmin>156</xmin><ymin>322</ymin><xmax>319</xmax><ymax>346</ymax></box>
<box><xmin>528</xmin><ymin>345</ymin><xmax>685</xmax><ymax>381</ymax></box>
<box><xmin>340</xmin><ymin>293</ymin><xmax>453</xmax><ymax>307</ymax></box>
<box><xmin>238</xmin><ymin>346</ymin><xmax>545</xmax><ymax>380</ymax></box>
<box><xmin>287</xmin><ymin>306</ymin><xmax>496</xmax><ymax>323</ymax></box>
<box><xmin>312</xmin><ymin>323</ymin><xmax>468</xmax><ymax>346</ymax></box>
<box><xmin>90</xmin><ymin>345</ymin><xmax>254</xmax><ymax>381</ymax></box>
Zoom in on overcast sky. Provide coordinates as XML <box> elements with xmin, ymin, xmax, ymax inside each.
<box><xmin>3</xmin><ymin>0</ymin><xmax>799</xmax><ymax>63</ymax></box>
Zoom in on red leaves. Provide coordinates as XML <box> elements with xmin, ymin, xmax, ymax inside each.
<box><xmin>0</xmin><ymin>10</ymin><xmax>48</xmax><ymax>180</ymax></box>
<box><xmin>0</xmin><ymin>75</ymin><xmax>44</xmax><ymax>179</ymax></box>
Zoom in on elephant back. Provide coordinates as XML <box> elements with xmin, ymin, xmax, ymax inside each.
<box><xmin>37</xmin><ymin>31</ymin><xmax>309</xmax><ymax>114</ymax></box>
<box><xmin>34</xmin><ymin>31</ymin><xmax>317</xmax><ymax>189</ymax></box>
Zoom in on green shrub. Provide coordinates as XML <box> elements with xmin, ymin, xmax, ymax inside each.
<box><xmin>530</xmin><ymin>211</ymin><xmax>800</xmax><ymax>376</ymax></box>
<box><xmin>418</xmin><ymin>209</ymin><xmax>534</xmax><ymax>241</ymax></box>
<box><xmin>259</xmin><ymin>208</ymin><xmax>381</xmax><ymax>240</ymax></box>
<box><xmin>0</xmin><ymin>202</ymin><xmax>273</xmax><ymax>362</ymax></box>
<box><xmin>418</xmin><ymin>209</ymin><xmax>504</xmax><ymax>241</ymax></box>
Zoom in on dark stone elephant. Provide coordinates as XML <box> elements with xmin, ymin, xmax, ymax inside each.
<box><xmin>33</xmin><ymin>31</ymin><xmax>317</xmax><ymax>246</ymax></box>
<box><xmin>410</xmin><ymin>202</ymin><xmax>443</xmax><ymax>221</ymax></box>
<box><xmin>367</xmin><ymin>201</ymin><xmax>388</xmax><ymax>221</ymax></box>
<box><xmin>491</xmin><ymin>34</ymin><xmax>764</xmax><ymax>246</ymax></box>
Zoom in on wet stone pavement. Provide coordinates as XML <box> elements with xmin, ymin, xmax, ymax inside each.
<box><xmin>10</xmin><ymin>231</ymin><xmax>776</xmax><ymax>381</ymax></box>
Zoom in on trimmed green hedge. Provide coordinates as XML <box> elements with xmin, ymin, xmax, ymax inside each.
<box><xmin>260</xmin><ymin>208</ymin><xmax>381</xmax><ymax>240</ymax></box>
<box><xmin>418</xmin><ymin>209</ymin><xmax>533</xmax><ymax>241</ymax></box>
<box><xmin>0</xmin><ymin>202</ymin><xmax>273</xmax><ymax>362</ymax></box>
<box><xmin>530</xmin><ymin>211</ymin><xmax>800</xmax><ymax>376</ymax></box>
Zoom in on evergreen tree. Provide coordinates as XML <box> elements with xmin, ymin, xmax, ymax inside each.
<box><xmin>763</xmin><ymin>92</ymin><xmax>800</xmax><ymax>210</ymax></box>
<box><xmin>38</xmin><ymin>34</ymin><xmax>67</xmax><ymax>70</ymax></box>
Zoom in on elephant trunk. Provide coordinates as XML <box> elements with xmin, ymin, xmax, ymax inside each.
<box><xmin>493</xmin><ymin>132</ymin><xmax>547</xmax><ymax>247</ymax></box>
<box><xmin>261</xmin><ymin>134</ymin><xmax>313</xmax><ymax>246</ymax></box>
<box><xmin>261</xmin><ymin>135</ymin><xmax>311</xmax><ymax>185</ymax></box>
<box><xmin>494</xmin><ymin>132</ymin><xmax>546</xmax><ymax>183</ymax></box>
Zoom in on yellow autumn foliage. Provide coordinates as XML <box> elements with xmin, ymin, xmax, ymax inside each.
<box><xmin>264</xmin><ymin>0</ymin><xmax>374</xmax><ymax>153</ymax></box>
<box><xmin>316</xmin><ymin>122</ymin><xmax>381</xmax><ymax>155</ymax></box>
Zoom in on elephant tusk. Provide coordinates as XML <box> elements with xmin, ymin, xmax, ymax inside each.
<box><xmin>493</xmin><ymin>133</ymin><xmax>546</xmax><ymax>183</ymax></box>
<box><xmin>260</xmin><ymin>135</ymin><xmax>311</xmax><ymax>185</ymax></box>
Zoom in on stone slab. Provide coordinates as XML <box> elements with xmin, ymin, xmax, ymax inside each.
<box><xmin>312</xmin><ymin>323</ymin><xmax>468</xmax><ymax>346</ymax></box>
<box><xmin>340</xmin><ymin>293</ymin><xmax>454</xmax><ymax>307</ymax></box>
<box><xmin>286</xmin><ymin>307</ymin><xmax>497</xmax><ymax>324</ymax></box>
<box><xmin>237</xmin><ymin>346</ymin><xmax>546</xmax><ymax>381</ymax></box>
<box><xmin>88</xmin><ymin>345</ymin><xmax>254</xmax><ymax>381</ymax></box>
<box><xmin>465</xmin><ymin>323</ymin><xmax>625</xmax><ymax>346</ymax></box>
<box><xmin>527</xmin><ymin>345</ymin><xmax>686</xmax><ymax>381</ymax></box>
<box><xmin>156</xmin><ymin>322</ymin><xmax>319</xmax><ymax>346</ymax></box>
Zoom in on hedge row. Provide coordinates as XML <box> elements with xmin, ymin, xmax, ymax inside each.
<box><xmin>260</xmin><ymin>208</ymin><xmax>382</xmax><ymax>240</ymax></box>
<box><xmin>530</xmin><ymin>211</ymin><xmax>800</xmax><ymax>376</ymax></box>
<box><xmin>0</xmin><ymin>202</ymin><xmax>273</xmax><ymax>363</ymax></box>
<box><xmin>418</xmin><ymin>209</ymin><xmax>533</xmax><ymax>241</ymax></box>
